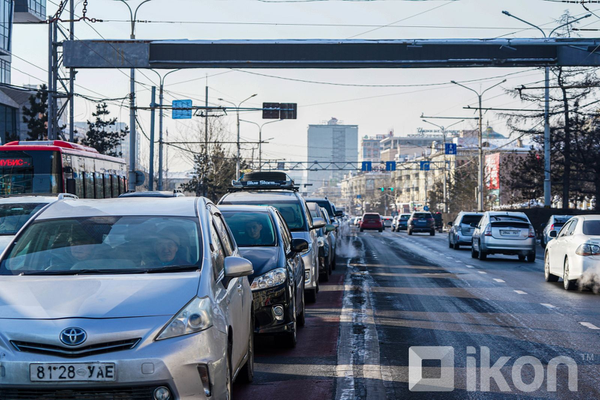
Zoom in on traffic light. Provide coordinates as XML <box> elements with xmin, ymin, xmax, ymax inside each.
<box><xmin>389</xmin><ymin>187</ymin><xmax>394</xmax><ymax>191</ymax></box>
<box><xmin>380</xmin><ymin>187</ymin><xmax>385</xmax><ymax>191</ymax></box>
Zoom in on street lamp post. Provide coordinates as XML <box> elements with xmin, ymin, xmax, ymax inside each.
<box><xmin>422</xmin><ymin>119</ymin><xmax>464</xmax><ymax>213</ymax></box>
<box><xmin>147</xmin><ymin>69</ymin><xmax>180</xmax><ymax>190</ymax></box>
<box><xmin>240</xmin><ymin>119</ymin><xmax>283</xmax><ymax>170</ymax></box>
<box><xmin>218</xmin><ymin>95</ymin><xmax>257</xmax><ymax>179</ymax></box>
<box><xmin>502</xmin><ymin>11</ymin><xmax>591</xmax><ymax>208</ymax></box>
<box><xmin>115</xmin><ymin>0</ymin><xmax>152</xmax><ymax>192</ymax></box>
<box><xmin>451</xmin><ymin>79</ymin><xmax>506</xmax><ymax>212</ymax></box>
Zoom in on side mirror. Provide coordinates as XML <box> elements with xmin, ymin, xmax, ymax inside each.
<box><xmin>312</xmin><ymin>217</ymin><xmax>326</xmax><ymax>229</ymax></box>
<box><xmin>224</xmin><ymin>256</ymin><xmax>253</xmax><ymax>278</ymax></box>
<box><xmin>291</xmin><ymin>238</ymin><xmax>309</xmax><ymax>253</ymax></box>
<box><xmin>549</xmin><ymin>231</ymin><xmax>557</xmax><ymax>238</ymax></box>
<box><xmin>335</xmin><ymin>210</ymin><xmax>344</xmax><ymax>217</ymax></box>
<box><xmin>325</xmin><ymin>224</ymin><xmax>335</xmax><ymax>233</ymax></box>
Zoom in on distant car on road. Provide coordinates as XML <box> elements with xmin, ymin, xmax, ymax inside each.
<box><xmin>382</xmin><ymin>216</ymin><xmax>394</xmax><ymax>229</ymax></box>
<box><xmin>392</xmin><ymin>213</ymin><xmax>410</xmax><ymax>232</ymax></box>
<box><xmin>407</xmin><ymin>212</ymin><xmax>436</xmax><ymax>236</ymax></box>
<box><xmin>353</xmin><ymin>217</ymin><xmax>361</xmax><ymax>227</ymax></box>
<box><xmin>544</xmin><ymin>214</ymin><xmax>600</xmax><ymax>290</ymax></box>
<box><xmin>360</xmin><ymin>213</ymin><xmax>383</xmax><ymax>232</ymax></box>
<box><xmin>471</xmin><ymin>211</ymin><xmax>536</xmax><ymax>262</ymax></box>
<box><xmin>448</xmin><ymin>212</ymin><xmax>483</xmax><ymax>249</ymax></box>
<box><xmin>541</xmin><ymin>215</ymin><xmax>572</xmax><ymax>248</ymax></box>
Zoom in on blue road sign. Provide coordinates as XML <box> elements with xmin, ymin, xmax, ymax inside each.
<box><xmin>357</xmin><ymin>194</ymin><xmax>362</xmax><ymax>199</ymax></box>
<box><xmin>420</xmin><ymin>161</ymin><xmax>431</xmax><ymax>171</ymax></box>
<box><xmin>362</xmin><ymin>161</ymin><xmax>372</xmax><ymax>172</ymax></box>
<box><xmin>172</xmin><ymin>100</ymin><xmax>193</xmax><ymax>119</ymax></box>
<box><xmin>445</xmin><ymin>143</ymin><xmax>457</xmax><ymax>155</ymax></box>
<box><xmin>424</xmin><ymin>205</ymin><xmax>430</xmax><ymax>211</ymax></box>
<box><xmin>385</xmin><ymin>161</ymin><xmax>396</xmax><ymax>171</ymax></box>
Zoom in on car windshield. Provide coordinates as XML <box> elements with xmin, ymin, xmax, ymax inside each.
<box><xmin>0</xmin><ymin>203</ymin><xmax>47</xmax><ymax>235</ymax></box>
<box><xmin>554</xmin><ymin>216</ymin><xmax>571</xmax><ymax>224</ymax></box>
<box><xmin>413</xmin><ymin>213</ymin><xmax>431</xmax><ymax>218</ymax></box>
<box><xmin>583</xmin><ymin>220</ymin><xmax>600</xmax><ymax>236</ymax></box>
<box><xmin>490</xmin><ymin>215</ymin><xmax>528</xmax><ymax>223</ymax></box>
<box><xmin>0</xmin><ymin>216</ymin><xmax>202</xmax><ymax>275</ymax></box>
<box><xmin>461</xmin><ymin>215</ymin><xmax>482</xmax><ymax>225</ymax></box>
<box><xmin>222</xmin><ymin>211</ymin><xmax>277</xmax><ymax>247</ymax></box>
<box><xmin>400</xmin><ymin>215</ymin><xmax>410</xmax><ymax>220</ymax></box>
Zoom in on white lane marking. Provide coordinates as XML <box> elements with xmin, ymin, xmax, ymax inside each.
<box><xmin>541</xmin><ymin>303</ymin><xmax>557</xmax><ymax>309</ymax></box>
<box><xmin>465</xmin><ymin>265</ymin><xmax>474</xmax><ymax>268</ymax></box>
<box><xmin>493</xmin><ymin>278</ymin><xmax>505</xmax><ymax>283</ymax></box>
<box><xmin>579</xmin><ymin>322</ymin><xmax>600</xmax><ymax>330</ymax></box>
<box><xmin>455</xmin><ymin>260</ymin><xmax>462</xmax><ymax>263</ymax></box>
<box><xmin>446</xmin><ymin>256</ymin><xmax>453</xmax><ymax>259</ymax></box>
<box><xmin>477</xmin><ymin>271</ymin><xmax>487</xmax><ymax>274</ymax></box>
<box><xmin>514</xmin><ymin>290</ymin><xmax>528</xmax><ymax>295</ymax></box>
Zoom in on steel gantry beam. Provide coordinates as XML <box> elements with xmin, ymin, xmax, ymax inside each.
<box><xmin>250</xmin><ymin>160</ymin><xmax>447</xmax><ymax>171</ymax></box>
<box><xmin>63</xmin><ymin>38</ymin><xmax>600</xmax><ymax>69</ymax></box>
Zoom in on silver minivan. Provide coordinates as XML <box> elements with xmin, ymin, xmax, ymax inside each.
<box><xmin>471</xmin><ymin>211</ymin><xmax>536</xmax><ymax>262</ymax></box>
<box><xmin>448</xmin><ymin>212</ymin><xmax>483</xmax><ymax>249</ymax></box>
<box><xmin>0</xmin><ymin>197</ymin><xmax>255</xmax><ymax>399</ymax></box>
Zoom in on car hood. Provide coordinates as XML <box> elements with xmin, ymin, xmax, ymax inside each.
<box><xmin>238</xmin><ymin>247</ymin><xmax>281</xmax><ymax>281</ymax></box>
<box><xmin>0</xmin><ymin>273</ymin><xmax>200</xmax><ymax>320</ymax></box>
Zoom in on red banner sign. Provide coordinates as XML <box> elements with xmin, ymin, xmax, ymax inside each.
<box><xmin>0</xmin><ymin>158</ymin><xmax>32</xmax><ymax>167</ymax></box>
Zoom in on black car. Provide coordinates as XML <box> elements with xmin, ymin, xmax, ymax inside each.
<box><xmin>220</xmin><ymin>205</ymin><xmax>308</xmax><ymax>347</ymax></box>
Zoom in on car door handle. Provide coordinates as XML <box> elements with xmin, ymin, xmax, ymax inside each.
<box><xmin>237</xmin><ymin>282</ymin><xmax>243</xmax><ymax>294</ymax></box>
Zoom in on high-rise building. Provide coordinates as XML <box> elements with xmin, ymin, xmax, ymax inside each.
<box><xmin>307</xmin><ymin>117</ymin><xmax>358</xmax><ymax>192</ymax></box>
<box><xmin>0</xmin><ymin>0</ymin><xmax>46</xmax><ymax>143</ymax></box>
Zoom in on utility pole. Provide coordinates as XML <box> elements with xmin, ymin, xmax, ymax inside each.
<box><xmin>149</xmin><ymin>86</ymin><xmax>156</xmax><ymax>190</ymax></box>
<box><xmin>502</xmin><ymin>10</ymin><xmax>591</xmax><ymax>208</ymax></box>
<box><xmin>240</xmin><ymin>119</ymin><xmax>283</xmax><ymax>171</ymax></box>
<box><xmin>451</xmin><ymin>79</ymin><xmax>506</xmax><ymax>212</ymax></box>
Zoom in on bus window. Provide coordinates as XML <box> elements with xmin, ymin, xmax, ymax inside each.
<box><xmin>104</xmin><ymin>173</ymin><xmax>111</xmax><ymax>198</ymax></box>
<box><xmin>95</xmin><ymin>172</ymin><xmax>104</xmax><ymax>199</ymax></box>
<box><xmin>112</xmin><ymin>175</ymin><xmax>119</xmax><ymax>198</ymax></box>
<box><xmin>84</xmin><ymin>172</ymin><xmax>94</xmax><ymax>198</ymax></box>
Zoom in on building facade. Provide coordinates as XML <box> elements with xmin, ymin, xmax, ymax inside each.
<box><xmin>307</xmin><ymin>117</ymin><xmax>358</xmax><ymax>193</ymax></box>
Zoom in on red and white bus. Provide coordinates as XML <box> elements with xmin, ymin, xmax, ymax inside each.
<box><xmin>0</xmin><ymin>141</ymin><xmax>127</xmax><ymax>198</ymax></box>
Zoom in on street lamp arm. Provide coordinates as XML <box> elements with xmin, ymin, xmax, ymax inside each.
<box><xmin>481</xmin><ymin>79</ymin><xmax>507</xmax><ymax>96</ymax></box>
<box><xmin>549</xmin><ymin>13</ymin><xmax>591</xmax><ymax>37</ymax></box>
<box><xmin>502</xmin><ymin>10</ymin><xmax>547</xmax><ymax>38</ymax></box>
<box><xmin>133</xmin><ymin>0</ymin><xmax>153</xmax><ymax>21</ymax></box>
<box><xmin>451</xmin><ymin>80</ymin><xmax>479</xmax><ymax>97</ymax></box>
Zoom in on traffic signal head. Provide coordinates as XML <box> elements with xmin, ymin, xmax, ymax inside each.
<box><xmin>389</xmin><ymin>187</ymin><xmax>394</xmax><ymax>191</ymax></box>
<box><xmin>380</xmin><ymin>187</ymin><xmax>385</xmax><ymax>191</ymax></box>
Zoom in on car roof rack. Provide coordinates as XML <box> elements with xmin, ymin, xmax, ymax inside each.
<box><xmin>230</xmin><ymin>171</ymin><xmax>298</xmax><ymax>192</ymax></box>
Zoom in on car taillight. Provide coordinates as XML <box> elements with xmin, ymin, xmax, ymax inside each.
<box><xmin>576</xmin><ymin>243</ymin><xmax>600</xmax><ymax>256</ymax></box>
<box><xmin>528</xmin><ymin>226</ymin><xmax>535</xmax><ymax>238</ymax></box>
<box><xmin>550</xmin><ymin>224</ymin><xmax>554</xmax><ymax>231</ymax></box>
<box><xmin>484</xmin><ymin>224</ymin><xmax>492</xmax><ymax>236</ymax></box>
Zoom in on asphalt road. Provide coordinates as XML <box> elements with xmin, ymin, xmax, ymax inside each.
<box><xmin>234</xmin><ymin>225</ymin><xmax>600</xmax><ymax>399</ymax></box>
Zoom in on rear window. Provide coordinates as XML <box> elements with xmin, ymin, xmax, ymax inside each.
<box><xmin>400</xmin><ymin>215</ymin><xmax>410</xmax><ymax>220</ymax></box>
<box><xmin>363</xmin><ymin>214</ymin><xmax>380</xmax><ymax>221</ymax></box>
<box><xmin>554</xmin><ymin>216</ymin><xmax>571</xmax><ymax>224</ymax></box>
<box><xmin>490</xmin><ymin>215</ymin><xmax>528</xmax><ymax>223</ymax></box>
<box><xmin>461</xmin><ymin>215</ymin><xmax>482</xmax><ymax>225</ymax></box>
<box><xmin>583</xmin><ymin>220</ymin><xmax>600</xmax><ymax>236</ymax></box>
<box><xmin>413</xmin><ymin>213</ymin><xmax>431</xmax><ymax>219</ymax></box>
<box><xmin>0</xmin><ymin>203</ymin><xmax>48</xmax><ymax>235</ymax></box>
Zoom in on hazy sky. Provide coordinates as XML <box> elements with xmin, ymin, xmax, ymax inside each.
<box><xmin>11</xmin><ymin>0</ymin><xmax>600</xmax><ymax>172</ymax></box>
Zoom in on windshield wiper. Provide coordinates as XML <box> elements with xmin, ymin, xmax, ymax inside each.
<box><xmin>18</xmin><ymin>269</ymin><xmax>142</xmax><ymax>276</ymax></box>
<box><xmin>143</xmin><ymin>265</ymin><xmax>200</xmax><ymax>273</ymax></box>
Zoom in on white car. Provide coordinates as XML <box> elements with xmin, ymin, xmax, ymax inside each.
<box><xmin>0</xmin><ymin>194</ymin><xmax>77</xmax><ymax>252</ymax></box>
<box><xmin>0</xmin><ymin>197</ymin><xmax>254</xmax><ymax>399</ymax></box>
<box><xmin>544</xmin><ymin>215</ymin><xmax>600</xmax><ymax>290</ymax></box>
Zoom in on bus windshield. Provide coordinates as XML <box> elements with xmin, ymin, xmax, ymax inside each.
<box><xmin>0</xmin><ymin>151</ymin><xmax>61</xmax><ymax>195</ymax></box>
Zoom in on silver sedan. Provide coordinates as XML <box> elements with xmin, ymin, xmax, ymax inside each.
<box><xmin>0</xmin><ymin>197</ymin><xmax>254</xmax><ymax>400</ymax></box>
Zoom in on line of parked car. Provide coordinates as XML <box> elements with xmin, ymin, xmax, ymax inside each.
<box><xmin>0</xmin><ymin>171</ymin><xmax>344</xmax><ymax>400</ymax></box>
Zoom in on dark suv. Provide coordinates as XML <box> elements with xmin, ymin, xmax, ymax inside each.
<box><xmin>219</xmin><ymin>172</ymin><xmax>324</xmax><ymax>303</ymax></box>
<box><xmin>408</xmin><ymin>212</ymin><xmax>436</xmax><ymax>236</ymax></box>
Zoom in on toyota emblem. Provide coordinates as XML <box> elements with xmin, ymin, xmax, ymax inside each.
<box><xmin>59</xmin><ymin>327</ymin><xmax>87</xmax><ymax>346</ymax></box>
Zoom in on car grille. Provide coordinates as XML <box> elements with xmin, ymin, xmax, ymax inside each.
<box><xmin>0</xmin><ymin>385</ymin><xmax>165</xmax><ymax>400</ymax></box>
<box><xmin>10</xmin><ymin>339</ymin><xmax>141</xmax><ymax>358</ymax></box>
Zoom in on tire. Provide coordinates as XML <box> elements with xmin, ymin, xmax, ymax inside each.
<box><xmin>306</xmin><ymin>288</ymin><xmax>317</xmax><ymax>303</ymax></box>
<box><xmin>518</xmin><ymin>255</ymin><xmax>526</xmax><ymax>262</ymax></box>
<box><xmin>238</xmin><ymin>312</ymin><xmax>255</xmax><ymax>383</ymax></box>
<box><xmin>455</xmin><ymin>243</ymin><xmax>460</xmax><ymax>250</ymax></box>
<box><xmin>563</xmin><ymin>258</ymin><xmax>577</xmax><ymax>290</ymax></box>
<box><xmin>527</xmin><ymin>252</ymin><xmax>536</xmax><ymax>263</ymax></box>
<box><xmin>408</xmin><ymin>229</ymin><xmax>413</xmax><ymax>236</ymax></box>
<box><xmin>360</xmin><ymin>228</ymin><xmax>364</xmax><ymax>232</ymax></box>
<box><xmin>471</xmin><ymin>243</ymin><xmax>478</xmax><ymax>258</ymax></box>
<box><xmin>544</xmin><ymin>253</ymin><xmax>559</xmax><ymax>282</ymax></box>
<box><xmin>278</xmin><ymin>296</ymin><xmax>297</xmax><ymax>348</ymax></box>
<box><xmin>448</xmin><ymin>239</ymin><xmax>453</xmax><ymax>249</ymax></box>
<box><xmin>379</xmin><ymin>229</ymin><xmax>383</xmax><ymax>232</ymax></box>
<box><xmin>430</xmin><ymin>230</ymin><xmax>435</xmax><ymax>236</ymax></box>
<box><xmin>477</xmin><ymin>241</ymin><xmax>487</xmax><ymax>260</ymax></box>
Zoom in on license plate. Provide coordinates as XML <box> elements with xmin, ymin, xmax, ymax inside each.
<box><xmin>30</xmin><ymin>363</ymin><xmax>116</xmax><ymax>382</ymax></box>
<box><xmin>500</xmin><ymin>230</ymin><xmax>519</xmax><ymax>236</ymax></box>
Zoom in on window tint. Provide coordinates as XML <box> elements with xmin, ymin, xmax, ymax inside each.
<box><xmin>222</xmin><ymin>211</ymin><xmax>277</xmax><ymax>247</ymax></box>
<box><xmin>212</xmin><ymin>212</ymin><xmax>234</xmax><ymax>256</ymax></box>
<box><xmin>558</xmin><ymin>220</ymin><xmax>572</xmax><ymax>237</ymax></box>
<box><xmin>583</xmin><ymin>220</ymin><xmax>600</xmax><ymax>236</ymax></box>
<box><xmin>461</xmin><ymin>215</ymin><xmax>482</xmax><ymax>225</ymax></box>
<box><xmin>210</xmin><ymin>222</ymin><xmax>226</xmax><ymax>280</ymax></box>
<box><xmin>413</xmin><ymin>213</ymin><xmax>431</xmax><ymax>218</ymax></box>
<box><xmin>277</xmin><ymin>212</ymin><xmax>292</xmax><ymax>252</ymax></box>
<box><xmin>0</xmin><ymin>203</ymin><xmax>47</xmax><ymax>235</ymax></box>
<box><xmin>567</xmin><ymin>219</ymin><xmax>578</xmax><ymax>235</ymax></box>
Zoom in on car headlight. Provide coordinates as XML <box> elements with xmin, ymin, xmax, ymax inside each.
<box><xmin>576</xmin><ymin>243</ymin><xmax>600</xmax><ymax>256</ymax></box>
<box><xmin>250</xmin><ymin>268</ymin><xmax>287</xmax><ymax>291</ymax></box>
<box><xmin>156</xmin><ymin>297</ymin><xmax>213</xmax><ymax>340</ymax></box>
<box><xmin>317</xmin><ymin>237</ymin><xmax>325</xmax><ymax>247</ymax></box>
